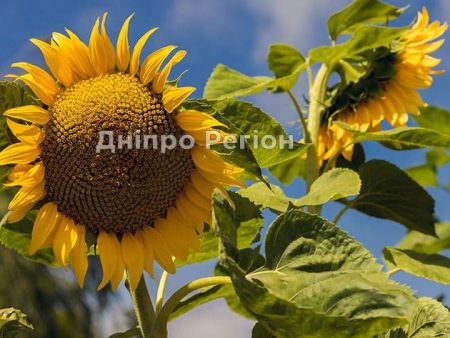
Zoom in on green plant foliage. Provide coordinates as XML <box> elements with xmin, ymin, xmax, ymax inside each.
<box><xmin>397</xmin><ymin>223</ymin><xmax>450</xmax><ymax>255</ymax></box>
<box><xmin>268</xmin><ymin>156</ymin><xmax>307</xmax><ymax>185</ymax></box>
<box><xmin>176</xmin><ymin>192</ymin><xmax>262</xmax><ymax>267</ymax></box>
<box><xmin>383</xmin><ymin>247</ymin><xmax>450</xmax><ymax>285</ymax></box>
<box><xmin>405</xmin><ymin>150</ymin><xmax>450</xmax><ymax>188</ymax></box>
<box><xmin>218</xmin><ymin>209</ymin><xmax>416</xmax><ymax>338</ymax></box>
<box><xmin>348</xmin><ymin>160</ymin><xmax>436</xmax><ymax>235</ymax></box>
<box><xmin>203</xmin><ymin>63</ymin><xmax>307</xmax><ymax>100</ymax></box>
<box><xmin>294</xmin><ymin>168</ymin><xmax>361</xmax><ymax>206</ymax></box>
<box><xmin>327</xmin><ymin>0</ymin><xmax>404</xmax><ymax>41</ymax></box>
<box><xmin>0</xmin><ymin>308</ymin><xmax>33</xmax><ymax>337</ymax></box>
<box><xmin>252</xmin><ymin>323</ymin><xmax>275</xmax><ymax>338</ymax></box>
<box><xmin>108</xmin><ymin>328</ymin><xmax>141</xmax><ymax>338</ymax></box>
<box><xmin>310</xmin><ymin>26</ymin><xmax>405</xmax><ymax>66</ymax></box>
<box><xmin>267</xmin><ymin>44</ymin><xmax>305</xmax><ymax>79</ymax></box>
<box><xmin>238</xmin><ymin>182</ymin><xmax>291</xmax><ymax>213</ymax></box>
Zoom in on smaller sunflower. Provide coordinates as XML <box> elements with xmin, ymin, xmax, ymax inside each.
<box><xmin>0</xmin><ymin>14</ymin><xmax>243</xmax><ymax>290</ymax></box>
<box><xmin>317</xmin><ymin>7</ymin><xmax>447</xmax><ymax>165</ymax></box>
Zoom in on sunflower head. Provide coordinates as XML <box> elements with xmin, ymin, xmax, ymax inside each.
<box><xmin>317</xmin><ymin>7</ymin><xmax>447</xmax><ymax>166</ymax></box>
<box><xmin>0</xmin><ymin>14</ymin><xmax>243</xmax><ymax>290</ymax></box>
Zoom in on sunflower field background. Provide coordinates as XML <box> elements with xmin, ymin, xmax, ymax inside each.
<box><xmin>0</xmin><ymin>0</ymin><xmax>449</xmax><ymax>337</ymax></box>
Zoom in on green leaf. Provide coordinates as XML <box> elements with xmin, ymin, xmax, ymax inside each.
<box><xmin>294</xmin><ymin>168</ymin><xmax>361</xmax><ymax>206</ymax></box>
<box><xmin>310</xmin><ymin>26</ymin><xmax>405</xmax><ymax>66</ymax></box>
<box><xmin>268</xmin><ymin>156</ymin><xmax>307</xmax><ymax>185</ymax></box>
<box><xmin>397</xmin><ymin>223</ymin><xmax>450</xmax><ymax>255</ymax></box>
<box><xmin>203</xmin><ymin>64</ymin><xmax>306</xmax><ymax>100</ymax></box>
<box><xmin>327</xmin><ymin>0</ymin><xmax>404</xmax><ymax>41</ymax></box>
<box><xmin>0</xmin><ymin>212</ymin><xmax>58</xmax><ymax>267</ymax></box>
<box><xmin>218</xmin><ymin>210</ymin><xmax>416</xmax><ymax>338</ymax></box>
<box><xmin>384</xmin><ymin>247</ymin><xmax>450</xmax><ymax>285</ymax></box>
<box><xmin>414</xmin><ymin>106</ymin><xmax>450</xmax><ymax>135</ymax></box>
<box><xmin>335</xmin><ymin>122</ymin><xmax>450</xmax><ymax>150</ymax></box>
<box><xmin>0</xmin><ymin>308</ymin><xmax>33</xmax><ymax>337</ymax></box>
<box><xmin>267</xmin><ymin>44</ymin><xmax>305</xmax><ymax>78</ymax></box>
<box><xmin>176</xmin><ymin>192</ymin><xmax>262</xmax><ymax>267</ymax></box>
<box><xmin>108</xmin><ymin>328</ymin><xmax>141</xmax><ymax>338</ymax></box>
<box><xmin>350</xmin><ymin>160</ymin><xmax>435</xmax><ymax>235</ymax></box>
<box><xmin>183</xmin><ymin>99</ymin><xmax>311</xmax><ymax>170</ymax></box>
<box><xmin>238</xmin><ymin>182</ymin><xmax>291</xmax><ymax>213</ymax></box>
<box><xmin>405</xmin><ymin>297</ymin><xmax>450</xmax><ymax>337</ymax></box>
<box><xmin>405</xmin><ymin>165</ymin><xmax>439</xmax><ymax>187</ymax></box>
<box><xmin>252</xmin><ymin>323</ymin><xmax>275</xmax><ymax>338</ymax></box>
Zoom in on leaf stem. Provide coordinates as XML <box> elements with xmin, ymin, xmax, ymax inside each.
<box><xmin>129</xmin><ymin>276</ymin><xmax>156</xmax><ymax>338</ymax></box>
<box><xmin>155</xmin><ymin>270</ymin><xmax>169</xmax><ymax>314</ymax></box>
<box><xmin>287</xmin><ymin>89</ymin><xmax>310</xmax><ymax>143</ymax></box>
<box><xmin>306</xmin><ymin>64</ymin><xmax>330</xmax><ymax>214</ymax></box>
<box><xmin>333</xmin><ymin>204</ymin><xmax>351</xmax><ymax>224</ymax></box>
<box><xmin>151</xmin><ymin>276</ymin><xmax>232</xmax><ymax>338</ymax></box>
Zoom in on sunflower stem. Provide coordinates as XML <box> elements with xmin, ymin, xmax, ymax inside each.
<box><xmin>150</xmin><ymin>276</ymin><xmax>232</xmax><ymax>338</ymax></box>
<box><xmin>306</xmin><ymin>64</ymin><xmax>330</xmax><ymax>215</ymax></box>
<box><xmin>155</xmin><ymin>270</ymin><xmax>169</xmax><ymax>314</ymax></box>
<box><xmin>129</xmin><ymin>276</ymin><xmax>156</xmax><ymax>338</ymax></box>
<box><xmin>287</xmin><ymin>89</ymin><xmax>310</xmax><ymax>143</ymax></box>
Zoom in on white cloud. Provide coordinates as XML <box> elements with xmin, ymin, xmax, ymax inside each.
<box><xmin>169</xmin><ymin>299</ymin><xmax>254</xmax><ymax>338</ymax></box>
<box><xmin>243</xmin><ymin>0</ymin><xmax>348</xmax><ymax>63</ymax></box>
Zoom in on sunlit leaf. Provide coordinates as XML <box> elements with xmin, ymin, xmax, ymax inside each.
<box><xmin>414</xmin><ymin>106</ymin><xmax>450</xmax><ymax>135</ymax></box>
<box><xmin>108</xmin><ymin>327</ymin><xmax>141</xmax><ymax>338</ymax></box>
<box><xmin>405</xmin><ymin>297</ymin><xmax>450</xmax><ymax>337</ymax></box>
<box><xmin>328</xmin><ymin>0</ymin><xmax>404</xmax><ymax>41</ymax></box>
<box><xmin>218</xmin><ymin>210</ymin><xmax>416</xmax><ymax>338</ymax></box>
<box><xmin>397</xmin><ymin>223</ymin><xmax>450</xmax><ymax>255</ymax></box>
<box><xmin>350</xmin><ymin>160</ymin><xmax>435</xmax><ymax>236</ymax></box>
<box><xmin>267</xmin><ymin>44</ymin><xmax>305</xmax><ymax>78</ymax></box>
<box><xmin>384</xmin><ymin>247</ymin><xmax>450</xmax><ymax>285</ymax></box>
<box><xmin>295</xmin><ymin>168</ymin><xmax>361</xmax><ymax>206</ymax></box>
<box><xmin>238</xmin><ymin>182</ymin><xmax>291</xmax><ymax>213</ymax></box>
<box><xmin>0</xmin><ymin>307</ymin><xmax>33</xmax><ymax>337</ymax></box>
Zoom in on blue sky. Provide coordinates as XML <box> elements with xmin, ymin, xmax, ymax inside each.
<box><xmin>1</xmin><ymin>1</ymin><xmax>449</xmax><ymax>337</ymax></box>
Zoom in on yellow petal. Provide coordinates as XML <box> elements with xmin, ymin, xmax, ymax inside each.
<box><xmin>176</xmin><ymin>192</ymin><xmax>206</xmax><ymax>234</ymax></box>
<box><xmin>8</xmin><ymin>179</ymin><xmax>45</xmax><ymax>211</ymax></box>
<box><xmin>6</xmin><ymin>119</ymin><xmax>44</xmax><ymax>145</ymax></box>
<box><xmin>14</xmin><ymin>74</ymin><xmax>56</xmax><ymax>105</ymax></box>
<box><xmin>111</xmin><ymin>249</ymin><xmax>125</xmax><ymax>291</ymax></box>
<box><xmin>152</xmin><ymin>50</ymin><xmax>187</xmax><ymax>93</ymax></box>
<box><xmin>100</xmin><ymin>13</ymin><xmax>116</xmax><ymax>72</ymax></box>
<box><xmin>5</xmin><ymin>162</ymin><xmax>44</xmax><ymax>187</ymax></box>
<box><xmin>121</xmin><ymin>233</ymin><xmax>145</xmax><ymax>290</ymax></box>
<box><xmin>116</xmin><ymin>14</ymin><xmax>134</xmax><ymax>72</ymax></box>
<box><xmin>154</xmin><ymin>217</ymin><xmax>189</xmax><ymax>261</ymax></box>
<box><xmin>0</xmin><ymin>142</ymin><xmax>40</xmax><ymax>166</ymax></box>
<box><xmin>7</xmin><ymin>202</ymin><xmax>35</xmax><ymax>223</ymax></box>
<box><xmin>97</xmin><ymin>231</ymin><xmax>120</xmax><ymax>290</ymax></box>
<box><xmin>168</xmin><ymin>208</ymin><xmax>200</xmax><ymax>251</ymax></box>
<box><xmin>89</xmin><ymin>15</ymin><xmax>115</xmax><ymax>75</ymax></box>
<box><xmin>53</xmin><ymin>216</ymin><xmax>77</xmax><ymax>269</ymax></box>
<box><xmin>129</xmin><ymin>27</ymin><xmax>159</xmax><ymax>76</ymax></box>
<box><xmin>176</xmin><ymin>110</ymin><xmax>225</xmax><ymax>131</ymax></box>
<box><xmin>28</xmin><ymin>202</ymin><xmax>59</xmax><ymax>255</ymax></box>
<box><xmin>140</xmin><ymin>45</ymin><xmax>177</xmax><ymax>85</ymax></box>
<box><xmin>163</xmin><ymin>87</ymin><xmax>196</xmax><ymax>113</ymax></box>
<box><xmin>190</xmin><ymin>169</ymin><xmax>215</xmax><ymax>199</ymax></box>
<box><xmin>11</xmin><ymin>62</ymin><xmax>59</xmax><ymax>96</ymax></box>
<box><xmin>69</xmin><ymin>225</ymin><xmax>88</xmax><ymax>288</ymax></box>
<box><xmin>4</xmin><ymin>105</ymin><xmax>50</xmax><ymax>125</ymax></box>
<box><xmin>142</xmin><ymin>227</ymin><xmax>175</xmax><ymax>274</ymax></box>
<box><xmin>30</xmin><ymin>38</ymin><xmax>74</xmax><ymax>87</ymax></box>
<box><xmin>65</xmin><ymin>29</ymin><xmax>97</xmax><ymax>78</ymax></box>
<box><xmin>136</xmin><ymin>229</ymin><xmax>155</xmax><ymax>278</ymax></box>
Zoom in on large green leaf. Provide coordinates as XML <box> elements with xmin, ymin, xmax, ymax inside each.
<box><xmin>405</xmin><ymin>297</ymin><xmax>450</xmax><ymax>337</ymax></box>
<box><xmin>294</xmin><ymin>168</ymin><xmax>361</xmax><ymax>206</ymax></box>
<box><xmin>384</xmin><ymin>247</ymin><xmax>450</xmax><ymax>285</ymax></box>
<box><xmin>267</xmin><ymin>44</ymin><xmax>305</xmax><ymax>79</ymax></box>
<box><xmin>406</xmin><ymin>150</ymin><xmax>450</xmax><ymax>188</ymax></box>
<box><xmin>327</xmin><ymin>0</ymin><xmax>404</xmax><ymax>41</ymax></box>
<box><xmin>0</xmin><ymin>212</ymin><xmax>58</xmax><ymax>267</ymax></box>
<box><xmin>349</xmin><ymin>160</ymin><xmax>435</xmax><ymax>236</ymax></box>
<box><xmin>310</xmin><ymin>26</ymin><xmax>405</xmax><ymax>66</ymax></box>
<box><xmin>218</xmin><ymin>210</ymin><xmax>416</xmax><ymax>338</ymax></box>
<box><xmin>268</xmin><ymin>156</ymin><xmax>307</xmax><ymax>185</ymax></box>
<box><xmin>414</xmin><ymin>106</ymin><xmax>450</xmax><ymax>135</ymax></box>
<box><xmin>108</xmin><ymin>328</ymin><xmax>141</xmax><ymax>338</ymax></box>
<box><xmin>397</xmin><ymin>223</ymin><xmax>450</xmax><ymax>255</ymax></box>
<box><xmin>335</xmin><ymin>122</ymin><xmax>450</xmax><ymax>150</ymax></box>
<box><xmin>203</xmin><ymin>64</ymin><xmax>306</xmax><ymax>100</ymax></box>
<box><xmin>0</xmin><ymin>308</ymin><xmax>33</xmax><ymax>337</ymax></box>
<box><xmin>176</xmin><ymin>192</ymin><xmax>262</xmax><ymax>267</ymax></box>
<box><xmin>183</xmin><ymin>99</ymin><xmax>310</xmax><ymax>169</ymax></box>
<box><xmin>238</xmin><ymin>182</ymin><xmax>291</xmax><ymax>213</ymax></box>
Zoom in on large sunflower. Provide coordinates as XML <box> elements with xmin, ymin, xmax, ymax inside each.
<box><xmin>317</xmin><ymin>7</ymin><xmax>447</xmax><ymax>165</ymax></box>
<box><xmin>0</xmin><ymin>14</ymin><xmax>243</xmax><ymax>290</ymax></box>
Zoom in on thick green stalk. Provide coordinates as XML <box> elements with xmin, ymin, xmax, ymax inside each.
<box><xmin>155</xmin><ymin>270</ymin><xmax>169</xmax><ymax>313</ymax></box>
<box><xmin>151</xmin><ymin>276</ymin><xmax>232</xmax><ymax>338</ymax></box>
<box><xmin>129</xmin><ymin>276</ymin><xmax>156</xmax><ymax>338</ymax></box>
<box><xmin>306</xmin><ymin>64</ymin><xmax>330</xmax><ymax>214</ymax></box>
